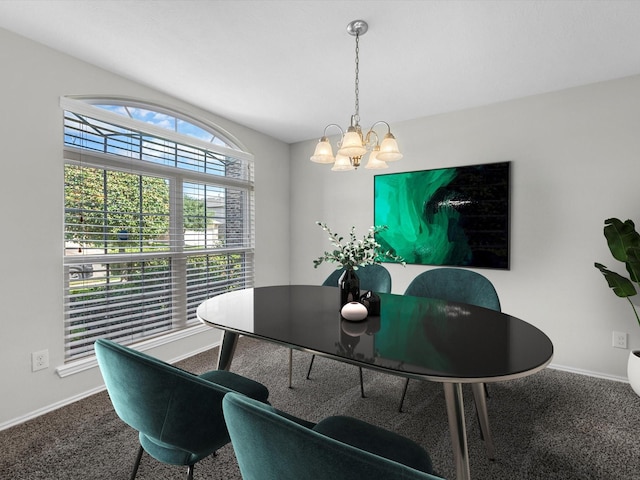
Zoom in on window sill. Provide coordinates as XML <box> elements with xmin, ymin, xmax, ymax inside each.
<box><xmin>55</xmin><ymin>323</ymin><xmax>217</xmax><ymax>378</ymax></box>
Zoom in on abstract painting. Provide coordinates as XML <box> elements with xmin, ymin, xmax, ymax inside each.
<box><xmin>374</xmin><ymin>161</ymin><xmax>510</xmax><ymax>269</ymax></box>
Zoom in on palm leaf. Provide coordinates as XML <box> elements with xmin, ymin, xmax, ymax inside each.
<box><xmin>594</xmin><ymin>262</ymin><xmax>637</xmax><ymax>298</ymax></box>
<box><xmin>603</xmin><ymin>218</ymin><xmax>640</xmax><ymax>262</ymax></box>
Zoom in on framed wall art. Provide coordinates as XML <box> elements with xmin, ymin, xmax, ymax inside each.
<box><xmin>374</xmin><ymin>161</ymin><xmax>510</xmax><ymax>269</ymax></box>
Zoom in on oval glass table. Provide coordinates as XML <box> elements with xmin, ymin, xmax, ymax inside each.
<box><xmin>197</xmin><ymin>285</ymin><xmax>553</xmax><ymax>480</ymax></box>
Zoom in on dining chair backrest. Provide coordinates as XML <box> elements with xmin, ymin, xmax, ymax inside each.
<box><xmin>322</xmin><ymin>264</ymin><xmax>392</xmax><ymax>293</ymax></box>
<box><xmin>404</xmin><ymin>267</ymin><xmax>501</xmax><ymax>311</ymax></box>
<box><xmin>222</xmin><ymin>392</ymin><xmax>445</xmax><ymax>480</ymax></box>
<box><xmin>95</xmin><ymin>338</ymin><xmax>236</xmax><ymax>461</ymax></box>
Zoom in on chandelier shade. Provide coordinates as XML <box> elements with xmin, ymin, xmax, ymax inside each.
<box><xmin>331</xmin><ymin>154</ymin><xmax>356</xmax><ymax>171</ymax></box>
<box><xmin>377</xmin><ymin>133</ymin><xmax>403</xmax><ymax>162</ymax></box>
<box><xmin>310</xmin><ymin>136</ymin><xmax>335</xmax><ymax>164</ymax></box>
<box><xmin>309</xmin><ymin>20</ymin><xmax>401</xmax><ymax>172</ymax></box>
<box><xmin>364</xmin><ymin>147</ymin><xmax>388</xmax><ymax>170</ymax></box>
<box><xmin>337</xmin><ymin>129</ymin><xmax>367</xmax><ymax>158</ymax></box>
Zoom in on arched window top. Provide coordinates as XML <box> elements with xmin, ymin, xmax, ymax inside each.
<box><xmin>61</xmin><ymin>95</ymin><xmax>250</xmax><ymax>155</ymax></box>
<box><xmin>60</xmin><ymin>95</ymin><xmax>253</xmax><ymax>180</ymax></box>
<box><xmin>93</xmin><ymin>103</ymin><xmax>237</xmax><ymax>150</ymax></box>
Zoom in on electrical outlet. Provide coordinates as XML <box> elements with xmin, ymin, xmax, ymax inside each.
<box><xmin>32</xmin><ymin>349</ymin><xmax>49</xmax><ymax>371</ymax></box>
<box><xmin>612</xmin><ymin>331</ymin><xmax>628</xmax><ymax>349</ymax></box>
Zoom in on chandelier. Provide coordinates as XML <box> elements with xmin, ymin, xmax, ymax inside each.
<box><xmin>310</xmin><ymin>20</ymin><xmax>402</xmax><ymax>171</ymax></box>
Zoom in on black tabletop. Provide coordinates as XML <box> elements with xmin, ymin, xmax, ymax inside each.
<box><xmin>197</xmin><ymin>285</ymin><xmax>554</xmax><ymax>383</ymax></box>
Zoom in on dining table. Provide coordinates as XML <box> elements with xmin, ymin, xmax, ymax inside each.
<box><xmin>197</xmin><ymin>284</ymin><xmax>553</xmax><ymax>480</ymax></box>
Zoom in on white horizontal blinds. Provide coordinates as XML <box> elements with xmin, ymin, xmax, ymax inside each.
<box><xmin>185</xmin><ymin>252</ymin><xmax>255</xmax><ymax>321</ymax></box>
<box><xmin>64</xmin><ymin>259</ymin><xmax>175</xmax><ymax>359</ymax></box>
<box><xmin>65</xmin><ymin>165</ymin><xmax>172</xmax><ymax>253</ymax></box>
<box><xmin>62</xmin><ymin>98</ymin><xmax>254</xmax><ymax>362</ymax></box>
<box><xmin>182</xmin><ymin>182</ymin><xmax>253</xmax><ymax>249</ymax></box>
<box><xmin>63</xmin><ymin>163</ymin><xmax>177</xmax><ymax>360</ymax></box>
<box><xmin>182</xmin><ymin>181</ymin><xmax>254</xmax><ymax>320</ymax></box>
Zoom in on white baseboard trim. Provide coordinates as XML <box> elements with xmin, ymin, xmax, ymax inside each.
<box><xmin>0</xmin><ymin>385</ymin><xmax>106</xmax><ymax>432</ymax></box>
<box><xmin>548</xmin><ymin>362</ymin><xmax>628</xmax><ymax>383</ymax></box>
<box><xmin>1</xmin><ymin>337</ymin><xmax>222</xmax><ymax>432</ymax></box>
<box><xmin>170</xmin><ymin>339</ymin><xmax>222</xmax><ymax>363</ymax></box>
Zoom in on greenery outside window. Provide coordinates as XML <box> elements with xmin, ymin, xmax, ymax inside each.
<box><xmin>62</xmin><ymin>97</ymin><xmax>254</xmax><ymax>361</ymax></box>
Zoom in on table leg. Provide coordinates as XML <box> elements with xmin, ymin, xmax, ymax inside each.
<box><xmin>216</xmin><ymin>331</ymin><xmax>239</xmax><ymax>370</ymax></box>
<box><xmin>471</xmin><ymin>383</ymin><xmax>496</xmax><ymax>460</ymax></box>
<box><xmin>443</xmin><ymin>382</ymin><xmax>471</xmax><ymax>480</ymax></box>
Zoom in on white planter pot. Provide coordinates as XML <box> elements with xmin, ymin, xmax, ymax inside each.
<box><xmin>627</xmin><ymin>350</ymin><xmax>640</xmax><ymax>396</ymax></box>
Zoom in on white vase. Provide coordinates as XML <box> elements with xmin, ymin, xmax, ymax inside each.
<box><xmin>340</xmin><ymin>301</ymin><xmax>368</xmax><ymax>321</ymax></box>
<box><xmin>627</xmin><ymin>350</ymin><xmax>640</xmax><ymax>396</ymax></box>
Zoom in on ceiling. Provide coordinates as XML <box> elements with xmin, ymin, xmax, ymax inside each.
<box><xmin>2</xmin><ymin>0</ymin><xmax>640</xmax><ymax>144</ymax></box>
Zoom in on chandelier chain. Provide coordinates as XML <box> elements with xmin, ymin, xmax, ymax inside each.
<box><xmin>354</xmin><ymin>32</ymin><xmax>360</xmax><ymax>125</ymax></box>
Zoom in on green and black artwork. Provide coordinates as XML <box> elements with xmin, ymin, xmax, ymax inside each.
<box><xmin>374</xmin><ymin>161</ymin><xmax>510</xmax><ymax>269</ymax></box>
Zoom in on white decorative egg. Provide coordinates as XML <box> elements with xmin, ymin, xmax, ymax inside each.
<box><xmin>340</xmin><ymin>301</ymin><xmax>368</xmax><ymax>321</ymax></box>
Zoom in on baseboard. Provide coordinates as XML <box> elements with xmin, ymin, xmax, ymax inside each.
<box><xmin>0</xmin><ymin>385</ymin><xmax>107</xmax><ymax>432</ymax></box>
<box><xmin>0</xmin><ymin>339</ymin><xmax>222</xmax><ymax>433</ymax></box>
<box><xmin>548</xmin><ymin>362</ymin><xmax>628</xmax><ymax>383</ymax></box>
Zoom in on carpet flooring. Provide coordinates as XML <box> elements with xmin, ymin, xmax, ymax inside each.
<box><xmin>2</xmin><ymin>336</ymin><xmax>640</xmax><ymax>479</ymax></box>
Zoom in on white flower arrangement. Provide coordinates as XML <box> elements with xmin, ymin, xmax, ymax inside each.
<box><xmin>313</xmin><ymin>221</ymin><xmax>405</xmax><ymax>270</ymax></box>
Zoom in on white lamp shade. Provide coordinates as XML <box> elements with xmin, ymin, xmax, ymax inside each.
<box><xmin>376</xmin><ymin>133</ymin><xmax>402</xmax><ymax>162</ymax></box>
<box><xmin>364</xmin><ymin>149</ymin><xmax>388</xmax><ymax>170</ymax></box>
<box><xmin>310</xmin><ymin>138</ymin><xmax>335</xmax><ymax>164</ymax></box>
<box><xmin>337</xmin><ymin>130</ymin><xmax>367</xmax><ymax>157</ymax></box>
<box><xmin>331</xmin><ymin>154</ymin><xmax>355</xmax><ymax>171</ymax></box>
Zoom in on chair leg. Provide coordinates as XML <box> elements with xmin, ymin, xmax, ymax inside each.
<box><xmin>186</xmin><ymin>464</ymin><xmax>194</xmax><ymax>480</ymax></box>
<box><xmin>398</xmin><ymin>378</ymin><xmax>410</xmax><ymax>412</ymax></box>
<box><xmin>471</xmin><ymin>382</ymin><xmax>496</xmax><ymax>460</ymax></box>
<box><xmin>129</xmin><ymin>445</ymin><xmax>144</xmax><ymax>480</ymax></box>
<box><xmin>288</xmin><ymin>348</ymin><xmax>293</xmax><ymax>388</ymax></box>
<box><xmin>308</xmin><ymin>356</ymin><xmax>365</xmax><ymax>397</ymax></box>
<box><xmin>306</xmin><ymin>354</ymin><xmax>316</xmax><ymax>379</ymax></box>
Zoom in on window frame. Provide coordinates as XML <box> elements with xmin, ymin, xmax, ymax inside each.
<box><xmin>59</xmin><ymin>96</ymin><xmax>254</xmax><ymax>369</ymax></box>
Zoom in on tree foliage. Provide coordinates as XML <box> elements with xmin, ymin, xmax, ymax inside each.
<box><xmin>65</xmin><ymin>165</ymin><xmax>170</xmax><ymax>249</ymax></box>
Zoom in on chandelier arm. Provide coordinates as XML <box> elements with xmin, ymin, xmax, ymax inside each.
<box><xmin>322</xmin><ymin>123</ymin><xmax>345</xmax><ymax>138</ymax></box>
<box><xmin>364</xmin><ymin>129</ymin><xmax>380</xmax><ymax>148</ymax></box>
<box><xmin>368</xmin><ymin>121</ymin><xmax>392</xmax><ymax>135</ymax></box>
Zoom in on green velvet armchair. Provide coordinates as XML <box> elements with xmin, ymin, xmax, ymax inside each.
<box><xmin>399</xmin><ymin>267</ymin><xmax>501</xmax><ymax>461</ymax></box>
<box><xmin>403</xmin><ymin>267</ymin><xmax>501</xmax><ymax>311</ymax></box>
<box><xmin>296</xmin><ymin>263</ymin><xmax>393</xmax><ymax>395</ymax></box>
<box><xmin>94</xmin><ymin>338</ymin><xmax>269</xmax><ymax>480</ymax></box>
<box><xmin>400</xmin><ymin>267</ymin><xmax>501</xmax><ymax>412</ymax></box>
<box><xmin>321</xmin><ymin>263</ymin><xmax>392</xmax><ymax>292</ymax></box>
<box><xmin>222</xmin><ymin>392</ymin><xmax>446</xmax><ymax>480</ymax></box>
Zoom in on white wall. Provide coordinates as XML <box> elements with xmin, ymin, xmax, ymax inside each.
<box><xmin>0</xmin><ymin>27</ymin><xmax>290</xmax><ymax>428</ymax></box>
<box><xmin>290</xmin><ymin>74</ymin><xmax>640</xmax><ymax>381</ymax></box>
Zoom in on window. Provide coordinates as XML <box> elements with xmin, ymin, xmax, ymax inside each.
<box><xmin>61</xmin><ymin>97</ymin><xmax>254</xmax><ymax>361</ymax></box>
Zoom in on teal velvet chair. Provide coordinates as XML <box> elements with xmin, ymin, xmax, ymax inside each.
<box><xmin>400</xmin><ymin>267</ymin><xmax>501</xmax><ymax>412</ymax></box>
<box><xmin>94</xmin><ymin>338</ymin><xmax>269</xmax><ymax>480</ymax></box>
<box><xmin>321</xmin><ymin>263</ymin><xmax>392</xmax><ymax>293</ymax></box>
<box><xmin>293</xmin><ymin>264</ymin><xmax>392</xmax><ymax>396</ymax></box>
<box><xmin>222</xmin><ymin>392</ymin><xmax>446</xmax><ymax>480</ymax></box>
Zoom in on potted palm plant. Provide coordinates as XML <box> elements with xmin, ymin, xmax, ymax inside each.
<box><xmin>594</xmin><ymin>217</ymin><xmax>640</xmax><ymax>396</ymax></box>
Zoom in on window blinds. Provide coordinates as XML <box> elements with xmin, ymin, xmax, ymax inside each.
<box><xmin>62</xmin><ymin>99</ymin><xmax>254</xmax><ymax>361</ymax></box>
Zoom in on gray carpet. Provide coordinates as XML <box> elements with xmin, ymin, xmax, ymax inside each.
<box><xmin>2</xmin><ymin>336</ymin><xmax>640</xmax><ymax>479</ymax></box>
